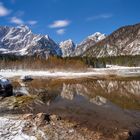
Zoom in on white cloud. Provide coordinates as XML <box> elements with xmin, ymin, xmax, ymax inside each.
<box><xmin>87</xmin><ymin>14</ymin><xmax>113</xmax><ymax>21</ymax></box>
<box><xmin>10</xmin><ymin>17</ymin><xmax>38</xmax><ymax>26</ymax></box>
<box><xmin>49</xmin><ymin>20</ymin><xmax>70</xmax><ymax>28</ymax></box>
<box><xmin>56</xmin><ymin>29</ymin><xmax>65</xmax><ymax>35</ymax></box>
<box><xmin>0</xmin><ymin>2</ymin><xmax>11</xmax><ymax>17</ymax></box>
<box><xmin>10</xmin><ymin>17</ymin><xmax>24</xmax><ymax>25</ymax></box>
<box><xmin>28</xmin><ymin>20</ymin><xmax>37</xmax><ymax>25</ymax></box>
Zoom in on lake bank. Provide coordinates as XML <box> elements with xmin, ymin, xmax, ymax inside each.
<box><xmin>0</xmin><ymin>66</ymin><xmax>140</xmax><ymax>79</ymax></box>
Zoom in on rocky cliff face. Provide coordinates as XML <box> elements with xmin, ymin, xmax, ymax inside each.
<box><xmin>83</xmin><ymin>23</ymin><xmax>140</xmax><ymax>57</ymax></box>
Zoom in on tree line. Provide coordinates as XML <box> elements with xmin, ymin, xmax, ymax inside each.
<box><xmin>0</xmin><ymin>54</ymin><xmax>139</xmax><ymax>70</ymax></box>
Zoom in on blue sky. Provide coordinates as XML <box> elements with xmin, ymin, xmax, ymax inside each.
<box><xmin>0</xmin><ymin>0</ymin><xmax>140</xmax><ymax>43</ymax></box>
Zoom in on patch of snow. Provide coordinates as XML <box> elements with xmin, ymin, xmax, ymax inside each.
<box><xmin>0</xmin><ymin>48</ymin><xmax>8</xmax><ymax>51</ymax></box>
<box><xmin>0</xmin><ymin>70</ymin><xmax>103</xmax><ymax>78</ymax></box>
<box><xmin>0</xmin><ymin>117</ymin><xmax>37</xmax><ymax>140</ymax></box>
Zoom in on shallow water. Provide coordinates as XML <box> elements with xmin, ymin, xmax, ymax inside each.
<box><xmin>1</xmin><ymin>78</ymin><xmax>140</xmax><ymax>136</ymax></box>
<box><xmin>13</xmin><ymin>78</ymin><xmax>140</xmax><ymax>109</ymax></box>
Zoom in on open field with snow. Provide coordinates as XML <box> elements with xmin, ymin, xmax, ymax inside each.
<box><xmin>0</xmin><ymin>66</ymin><xmax>140</xmax><ymax>79</ymax></box>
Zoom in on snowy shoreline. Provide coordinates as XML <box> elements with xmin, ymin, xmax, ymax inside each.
<box><xmin>0</xmin><ymin>66</ymin><xmax>140</xmax><ymax>78</ymax></box>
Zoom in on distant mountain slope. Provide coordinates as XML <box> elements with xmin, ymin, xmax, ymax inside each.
<box><xmin>83</xmin><ymin>23</ymin><xmax>140</xmax><ymax>57</ymax></box>
<box><xmin>73</xmin><ymin>32</ymin><xmax>106</xmax><ymax>56</ymax></box>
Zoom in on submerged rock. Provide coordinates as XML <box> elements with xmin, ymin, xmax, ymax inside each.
<box><xmin>20</xmin><ymin>75</ymin><xmax>33</xmax><ymax>82</ymax></box>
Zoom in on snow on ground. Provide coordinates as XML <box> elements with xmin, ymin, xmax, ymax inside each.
<box><xmin>0</xmin><ymin>66</ymin><xmax>140</xmax><ymax>78</ymax></box>
<box><xmin>94</xmin><ymin>65</ymin><xmax>140</xmax><ymax>77</ymax></box>
<box><xmin>106</xmin><ymin>65</ymin><xmax>140</xmax><ymax>69</ymax></box>
<box><xmin>0</xmin><ymin>69</ymin><xmax>103</xmax><ymax>78</ymax></box>
<box><xmin>0</xmin><ymin>117</ymin><xmax>36</xmax><ymax>140</ymax></box>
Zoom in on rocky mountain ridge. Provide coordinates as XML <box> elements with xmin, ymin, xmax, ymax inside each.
<box><xmin>0</xmin><ymin>25</ymin><xmax>61</xmax><ymax>58</ymax></box>
<box><xmin>83</xmin><ymin>23</ymin><xmax>140</xmax><ymax>57</ymax></box>
<box><xmin>0</xmin><ymin>23</ymin><xmax>140</xmax><ymax>58</ymax></box>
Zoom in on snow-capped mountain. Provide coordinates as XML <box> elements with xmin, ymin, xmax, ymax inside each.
<box><xmin>0</xmin><ymin>27</ymin><xmax>105</xmax><ymax>58</ymax></box>
<box><xmin>59</xmin><ymin>39</ymin><xmax>75</xmax><ymax>57</ymax></box>
<box><xmin>72</xmin><ymin>32</ymin><xmax>106</xmax><ymax>56</ymax></box>
<box><xmin>0</xmin><ymin>23</ymin><xmax>140</xmax><ymax>59</ymax></box>
<box><xmin>83</xmin><ymin>23</ymin><xmax>140</xmax><ymax>57</ymax></box>
<box><xmin>0</xmin><ymin>25</ymin><xmax>61</xmax><ymax>58</ymax></box>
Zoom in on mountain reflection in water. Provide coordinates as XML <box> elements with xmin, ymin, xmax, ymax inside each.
<box><xmin>13</xmin><ymin>79</ymin><xmax>140</xmax><ymax>110</ymax></box>
<box><xmin>1</xmin><ymin>78</ymin><xmax>140</xmax><ymax>133</ymax></box>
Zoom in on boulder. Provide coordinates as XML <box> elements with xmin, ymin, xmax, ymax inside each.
<box><xmin>0</xmin><ymin>76</ymin><xmax>13</xmax><ymax>97</ymax></box>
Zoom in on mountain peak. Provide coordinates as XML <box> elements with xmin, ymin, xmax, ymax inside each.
<box><xmin>59</xmin><ymin>39</ymin><xmax>75</xmax><ymax>57</ymax></box>
<box><xmin>60</xmin><ymin>39</ymin><xmax>74</xmax><ymax>45</ymax></box>
<box><xmin>17</xmin><ymin>25</ymin><xmax>30</xmax><ymax>32</ymax></box>
<box><xmin>87</xmin><ymin>32</ymin><xmax>106</xmax><ymax>42</ymax></box>
<box><xmin>72</xmin><ymin>32</ymin><xmax>106</xmax><ymax>56</ymax></box>
<box><xmin>79</xmin><ymin>32</ymin><xmax>105</xmax><ymax>46</ymax></box>
<box><xmin>45</xmin><ymin>35</ymin><xmax>50</xmax><ymax>40</ymax></box>
<box><xmin>92</xmin><ymin>32</ymin><xmax>102</xmax><ymax>36</ymax></box>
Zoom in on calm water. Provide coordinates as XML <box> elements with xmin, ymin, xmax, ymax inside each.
<box><xmin>14</xmin><ymin>78</ymin><xmax>140</xmax><ymax>110</ymax></box>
